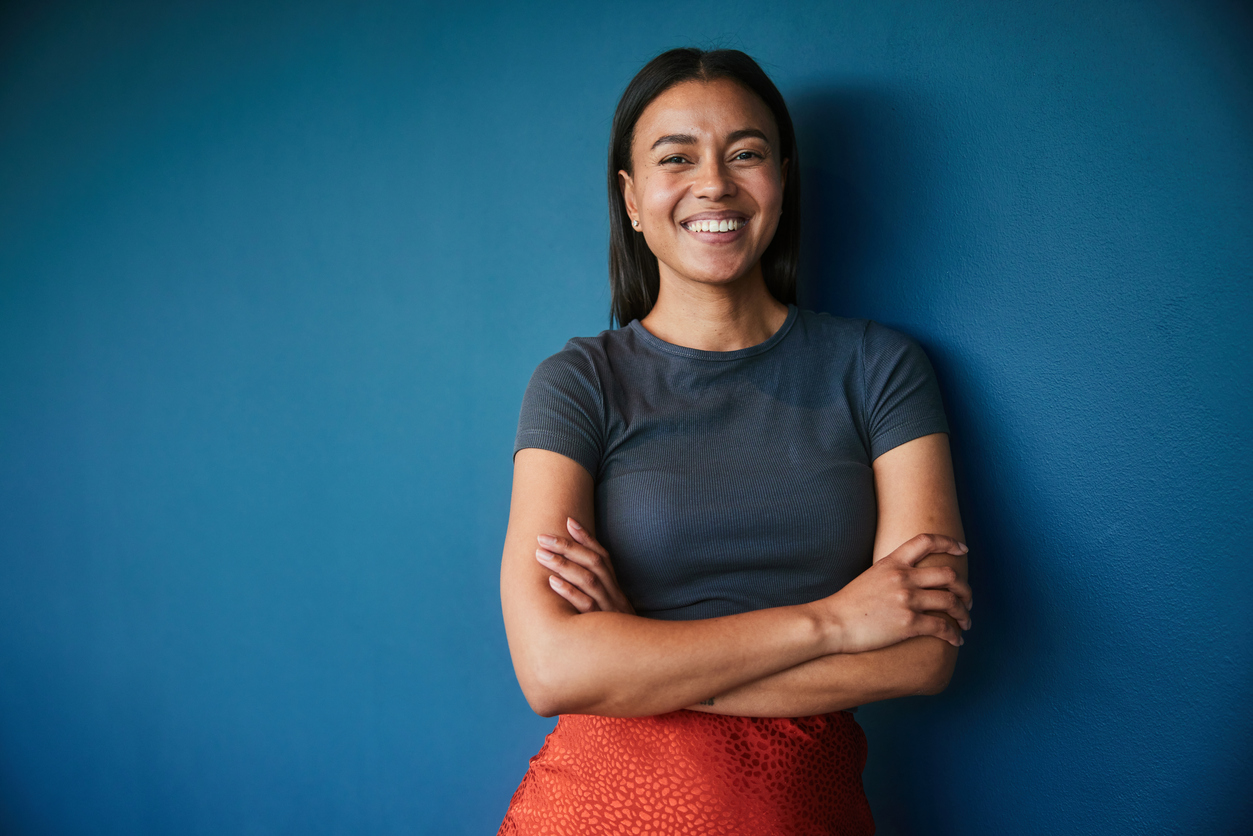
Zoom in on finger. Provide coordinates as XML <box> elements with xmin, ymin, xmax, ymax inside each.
<box><xmin>548</xmin><ymin>575</ymin><xmax>596</xmax><ymax>613</ymax></box>
<box><xmin>910</xmin><ymin>567</ymin><xmax>973</xmax><ymax>607</ymax></box>
<box><xmin>565</xmin><ymin>520</ymin><xmax>624</xmax><ymax>587</ymax></box>
<box><xmin>913</xmin><ymin>612</ymin><xmax>964</xmax><ymax>647</ymax></box>
<box><xmin>537</xmin><ymin>548</ymin><xmax>615</xmax><ymax>613</ymax></box>
<box><xmin>566</xmin><ymin>518</ymin><xmax>610</xmax><ymax>559</ymax></box>
<box><xmin>538</xmin><ymin>534</ymin><xmax>605</xmax><ymax>570</ymax></box>
<box><xmin>952</xmin><ymin>581</ymin><xmax>973</xmax><ymax>610</ymax></box>
<box><xmin>540</xmin><ymin>534</ymin><xmax>622</xmax><ymax>601</ymax></box>
<box><xmin>911</xmin><ymin>565</ymin><xmax>958</xmax><ymax>589</ymax></box>
<box><xmin>552</xmin><ymin>578</ymin><xmax>595</xmax><ymax>612</ymax></box>
<box><xmin>539</xmin><ymin>544</ymin><xmax>632</xmax><ymax>614</ymax></box>
<box><xmin>893</xmin><ymin>533</ymin><xmax>969</xmax><ymax>567</ymax></box>
<box><xmin>912</xmin><ymin>589</ymin><xmax>971</xmax><ymax>631</ymax></box>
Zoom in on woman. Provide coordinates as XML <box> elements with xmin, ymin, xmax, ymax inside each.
<box><xmin>498</xmin><ymin>48</ymin><xmax>971</xmax><ymax>835</ymax></box>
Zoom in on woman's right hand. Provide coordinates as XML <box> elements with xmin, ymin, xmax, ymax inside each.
<box><xmin>822</xmin><ymin>533</ymin><xmax>972</xmax><ymax>653</ymax></box>
<box><xmin>534</xmin><ymin>517</ymin><xmax>636</xmax><ymax>615</ymax></box>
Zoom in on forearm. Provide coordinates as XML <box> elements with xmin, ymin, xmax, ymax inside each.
<box><xmin>513</xmin><ymin>541</ymin><xmax>969</xmax><ymax>719</ymax></box>
<box><xmin>505</xmin><ymin>449</ymin><xmax>970</xmax><ymax>719</ymax></box>
<box><xmin>515</xmin><ymin>602</ymin><xmax>836</xmax><ymax>718</ymax></box>
<box><xmin>687</xmin><ymin>633</ymin><xmax>958</xmax><ymax>718</ymax></box>
<box><xmin>686</xmin><ymin>551</ymin><xmax>965</xmax><ymax>718</ymax></box>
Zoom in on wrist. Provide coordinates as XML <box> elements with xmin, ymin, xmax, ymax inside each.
<box><xmin>801</xmin><ymin>599</ymin><xmax>845</xmax><ymax>656</ymax></box>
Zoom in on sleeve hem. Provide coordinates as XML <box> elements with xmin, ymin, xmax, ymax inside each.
<box><xmin>869</xmin><ymin>419</ymin><xmax>950</xmax><ymax>462</ymax></box>
<box><xmin>514</xmin><ymin>430</ymin><xmax>599</xmax><ymax>479</ymax></box>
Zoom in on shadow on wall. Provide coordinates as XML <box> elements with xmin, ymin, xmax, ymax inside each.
<box><xmin>792</xmin><ymin>87</ymin><xmax>892</xmax><ymax>319</ymax></box>
<box><xmin>791</xmin><ymin>85</ymin><xmax>946</xmax><ymax>316</ymax></box>
<box><xmin>791</xmin><ymin>88</ymin><xmax>1055</xmax><ymax>834</ymax></box>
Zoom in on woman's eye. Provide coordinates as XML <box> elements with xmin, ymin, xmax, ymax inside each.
<box><xmin>661</xmin><ymin>155</ymin><xmax>689</xmax><ymax>164</ymax></box>
<box><xmin>733</xmin><ymin>150</ymin><xmax>762</xmax><ymax>161</ymax></box>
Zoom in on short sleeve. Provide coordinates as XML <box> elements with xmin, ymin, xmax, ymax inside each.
<box><xmin>514</xmin><ymin>345</ymin><xmax>604</xmax><ymax>478</ymax></box>
<box><xmin>862</xmin><ymin>321</ymin><xmax>950</xmax><ymax>460</ymax></box>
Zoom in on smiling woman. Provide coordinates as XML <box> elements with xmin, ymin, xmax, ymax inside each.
<box><xmin>619</xmin><ymin>77</ymin><xmax>786</xmax><ymax>305</ymax></box>
<box><xmin>498</xmin><ymin>48</ymin><xmax>970</xmax><ymax>835</ymax></box>
<box><xmin>606</xmin><ymin>50</ymin><xmax>801</xmax><ymax>334</ymax></box>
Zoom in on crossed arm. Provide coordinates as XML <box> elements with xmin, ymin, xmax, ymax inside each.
<box><xmin>499</xmin><ymin>433</ymin><xmax>969</xmax><ymax>719</ymax></box>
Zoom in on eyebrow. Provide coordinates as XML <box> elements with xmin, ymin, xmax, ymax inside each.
<box><xmin>727</xmin><ymin>128</ymin><xmax>770</xmax><ymax>144</ymax></box>
<box><xmin>649</xmin><ymin>133</ymin><xmax>696</xmax><ymax>150</ymax></box>
<box><xmin>648</xmin><ymin>128</ymin><xmax>771</xmax><ymax>151</ymax></box>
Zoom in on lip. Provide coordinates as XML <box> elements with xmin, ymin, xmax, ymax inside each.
<box><xmin>679</xmin><ymin>210</ymin><xmax>751</xmax><ymax>243</ymax></box>
<box><xmin>678</xmin><ymin>210</ymin><xmax>749</xmax><ymax>225</ymax></box>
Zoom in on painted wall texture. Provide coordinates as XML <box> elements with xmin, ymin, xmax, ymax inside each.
<box><xmin>1</xmin><ymin>1</ymin><xmax>1249</xmax><ymax>834</ymax></box>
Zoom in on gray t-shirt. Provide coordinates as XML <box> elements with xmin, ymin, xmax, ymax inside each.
<box><xmin>514</xmin><ymin>305</ymin><xmax>949</xmax><ymax>621</ymax></box>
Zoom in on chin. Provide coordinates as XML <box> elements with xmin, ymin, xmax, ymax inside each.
<box><xmin>685</xmin><ymin>264</ymin><xmax>757</xmax><ymax>285</ymax></box>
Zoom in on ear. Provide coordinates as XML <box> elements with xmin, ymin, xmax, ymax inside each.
<box><xmin>618</xmin><ymin>169</ymin><xmax>638</xmax><ymax>225</ymax></box>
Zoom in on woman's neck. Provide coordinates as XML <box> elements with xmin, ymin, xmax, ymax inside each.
<box><xmin>638</xmin><ymin>268</ymin><xmax>790</xmax><ymax>352</ymax></box>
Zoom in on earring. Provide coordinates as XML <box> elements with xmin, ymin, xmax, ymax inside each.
<box><xmin>632</xmin><ymin>219</ymin><xmax>640</xmax><ymax>228</ymax></box>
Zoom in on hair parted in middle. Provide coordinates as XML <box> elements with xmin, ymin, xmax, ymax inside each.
<box><xmin>607</xmin><ymin>48</ymin><xmax>800</xmax><ymax>328</ymax></box>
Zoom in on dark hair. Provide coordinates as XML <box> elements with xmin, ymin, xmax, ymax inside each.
<box><xmin>608</xmin><ymin>48</ymin><xmax>800</xmax><ymax>328</ymax></box>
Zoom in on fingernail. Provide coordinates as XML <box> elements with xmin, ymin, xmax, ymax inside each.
<box><xmin>967</xmin><ymin>600</ymin><xmax>973</xmax><ymax>612</ymax></box>
<box><xmin>537</xmin><ymin>534</ymin><xmax>557</xmax><ymax>546</ymax></box>
<box><xmin>536</xmin><ymin>549</ymin><xmax>555</xmax><ymax>564</ymax></box>
<box><xmin>567</xmin><ymin>518</ymin><xmax>583</xmax><ymax>531</ymax></box>
<box><xmin>548</xmin><ymin>575</ymin><xmax>562</xmax><ymax>588</ymax></box>
<box><xmin>959</xmin><ymin>543</ymin><xmax>969</xmax><ymax>553</ymax></box>
<box><xmin>958</xmin><ymin>637</ymin><xmax>965</xmax><ymax>646</ymax></box>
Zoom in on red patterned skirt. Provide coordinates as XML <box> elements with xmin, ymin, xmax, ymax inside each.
<box><xmin>498</xmin><ymin>709</ymin><xmax>874</xmax><ymax>835</ymax></box>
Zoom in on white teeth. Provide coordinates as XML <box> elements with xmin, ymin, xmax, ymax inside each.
<box><xmin>687</xmin><ymin>218</ymin><xmax>743</xmax><ymax>232</ymax></box>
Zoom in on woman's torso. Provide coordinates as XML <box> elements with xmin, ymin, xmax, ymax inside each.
<box><xmin>517</xmin><ymin>305</ymin><xmax>948</xmax><ymax>621</ymax></box>
<box><xmin>505</xmin><ymin>305</ymin><xmax>948</xmax><ymax>832</ymax></box>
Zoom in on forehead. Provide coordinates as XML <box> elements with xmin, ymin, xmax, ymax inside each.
<box><xmin>633</xmin><ymin>78</ymin><xmax>779</xmax><ymax>148</ymax></box>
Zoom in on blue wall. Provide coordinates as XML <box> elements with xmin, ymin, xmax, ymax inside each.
<box><xmin>1</xmin><ymin>1</ymin><xmax>1249</xmax><ymax>833</ymax></box>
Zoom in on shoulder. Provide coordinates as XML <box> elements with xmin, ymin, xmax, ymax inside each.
<box><xmin>522</xmin><ymin>325</ymin><xmax>644</xmax><ymax>414</ymax></box>
<box><xmin>516</xmin><ymin>331</ymin><xmax>627</xmax><ymax>473</ymax></box>
<box><xmin>790</xmin><ymin>307</ymin><xmax>869</xmax><ymax>348</ymax></box>
<box><xmin>861</xmin><ymin>319</ymin><xmax>929</xmax><ymax>358</ymax></box>
<box><xmin>787</xmin><ymin>309</ymin><xmax>901</xmax><ymax>373</ymax></box>
<box><xmin>776</xmin><ymin>308</ymin><xmax>867</xmax><ymax>372</ymax></box>
<box><xmin>526</xmin><ymin>326</ymin><xmax>627</xmax><ymax>387</ymax></box>
<box><xmin>857</xmin><ymin>321</ymin><xmax>940</xmax><ymax>387</ymax></box>
<box><xmin>785</xmin><ymin>308</ymin><xmax>933</xmax><ymax>363</ymax></box>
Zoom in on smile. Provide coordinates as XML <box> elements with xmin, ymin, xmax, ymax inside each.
<box><xmin>681</xmin><ymin>218</ymin><xmax>747</xmax><ymax>233</ymax></box>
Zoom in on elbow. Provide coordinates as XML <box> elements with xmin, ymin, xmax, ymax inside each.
<box><xmin>518</xmin><ymin>664</ymin><xmax>565</xmax><ymax>718</ymax></box>
<box><xmin>523</xmin><ymin>690</ymin><xmax>563</xmax><ymax>719</ymax></box>
<box><xmin>919</xmin><ymin>662</ymin><xmax>955</xmax><ymax>695</ymax></box>
<box><xmin>516</xmin><ymin>653</ymin><xmax>586</xmax><ymax>718</ymax></box>
<box><xmin>509</xmin><ymin>616</ymin><xmax>611</xmax><ymax>717</ymax></box>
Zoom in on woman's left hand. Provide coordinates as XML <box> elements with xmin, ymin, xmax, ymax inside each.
<box><xmin>535</xmin><ymin>518</ymin><xmax>635</xmax><ymax>615</ymax></box>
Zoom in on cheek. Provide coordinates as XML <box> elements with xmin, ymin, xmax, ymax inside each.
<box><xmin>749</xmin><ymin>170</ymin><xmax>785</xmax><ymax>211</ymax></box>
<box><xmin>639</xmin><ymin>178</ymin><xmax>685</xmax><ymax>218</ymax></box>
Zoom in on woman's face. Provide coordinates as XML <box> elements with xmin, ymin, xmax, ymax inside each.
<box><xmin>620</xmin><ymin>78</ymin><xmax>787</xmax><ymax>290</ymax></box>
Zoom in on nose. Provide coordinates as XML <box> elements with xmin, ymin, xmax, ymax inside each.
<box><xmin>692</xmin><ymin>156</ymin><xmax>736</xmax><ymax>200</ymax></box>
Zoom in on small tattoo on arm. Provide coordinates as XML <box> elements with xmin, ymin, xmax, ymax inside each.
<box><xmin>699</xmin><ymin>698</ymin><xmax>715</xmax><ymax>706</ymax></box>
